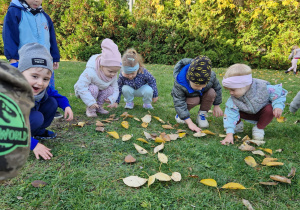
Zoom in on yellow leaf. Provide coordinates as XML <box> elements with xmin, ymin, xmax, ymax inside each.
<box><xmin>242</xmin><ymin>135</ymin><xmax>251</xmax><ymax>141</ymax></box>
<box><xmin>238</xmin><ymin>143</ymin><xmax>256</xmax><ymax>151</ymax></box>
<box><xmin>121</xmin><ymin>121</ymin><xmax>129</xmax><ymax>129</ymax></box>
<box><xmin>221</xmin><ymin>182</ymin><xmax>246</xmax><ymax>189</ymax></box>
<box><xmin>261</xmin><ymin>158</ymin><xmax>278</xmax><ymax>165</ymax></box>
<box><xmin>158</xmin><ymin>152</ymin><xmax>168</xmax><ymax>163</ymax></box>
<box><xmin>171</xmin><ymin>172</ymin><xmax>182</xmax><ymax>182</ymax></box>
<box><xmin>219</xmin><ymin>134</ymin><xmax>227</xmax><ymax>138</ymax></box>
<box><xmin>153</xmin><ymin>116</ymin><xmax>165</xmax><ymax>123</ymax></box>
<box><xmin>162</xmin><ymin>125</ymin><xmax>174</xmax><ymax>129</ymax></box>
<box><xmin>154</xmin><ymin>172</ymin><xmax>171</xmax><ymax>181</ymax></box>
<box><xmin>270</xmin><ymin>175</ymin><xmax>291</xmax><ymax>184</ymax></box>
<box><xmin>107</xmin><ymin>131</ymin><xmax>119</xmax><ymax>139</ymax></box>
<box><xmin>244</xmin><ymin>156</ymin><xmax>258</xmax><ymax>167</ymax></box>
<box><xmin>72</xmin><ymin>122</ymin><xmax>86</xmax><ymax>127</ymax></box>
<box><xmin>258</xmin><ymin>147</ymin><xmax>273</xmax><ymax>154</ymax></box>
<box><xmin>154</xmin><ymin>143</ymin><xmax>164</xmax><ymax>153</ymax></box>
<box><xmin>252</xmin><ymin>150</ymin><xmax>265</xmax><ymax>156</ymax></box>
<box><xmin>168</xmin><ymin>134</ymin><xmax>179</xmax><ymax>140</ymax></box>
<box><xmin>134</xmin><ymin>117</ymin><xmax>140</xmax><ymax>121</ymax></box>
<box><xmin>247</xmin><ymin>140</ymin><xmax>266</xmax><ymax>146</ymax></box>
<box><xmin>136</xmin><ymin>138</ymin><xmax>149</xmax><ymax>144</ymax></box>
<box><xmin>122</xmin><ymin>134</ymin><xmax>132</xmax><ymax>141</ymax></box>
<box><xmin>193</xmin><ymin>132</ymin><xmax>207</xmax><ymax>137</ymax></box>
<box><xmin>277</xmin><ymin>116</ymin><xmax>286</xmax><ymax>123</ymax></box>
<box><xmin>178</xmin><ymin>133</ymin><xmax>186</xmax><ymax>138</ymax></box>
<box><xmin>200</xmin><ymin>179</ymin><xmax>217</xmax><ymax>187</ymax></box>
<box><xmin>155</xmin><ymin>137</ymin><xmax>166</xmax><ymax>143</ymax></box>
<box><xmin>148</xmin><ymin>175</ymin><xmax>156</xmax><ymax>187</ymax></box>
<box><xmin>176</xmin><ymin>129</ymin><xmax>186</xmax><ymax>133</ymax></box>
<box><xmin>201</xmin><ymin>130</ymin><xmax>216</xmax><ymax>135</ymax></box>
<box><xmin>266</xmin><ymin>162</ymin><xmax>284</xmax><ymax>166</ymax></box>
<box><xmin>123</xmin><ymin>176</ymin><xmax>147</xmax><ymax>187</ymax></box>
<box><xmin>133</xmin><ymin>143</ymin><xmax>148</xmax><ymax>154</ymax></box>
<box><xmin>141</xmin><ymin>122</ymin><xmax>148</xmax><ymax>128</ymax></box>
<box><xmin>141</xmin><ymin>114</ymin><xmax>151</xmax><ymax>123</ymax></box>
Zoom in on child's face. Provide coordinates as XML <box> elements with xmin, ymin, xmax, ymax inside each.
<box><xmin>25</xmin><ymin>0</ymin><xmax>43</xmax><ymax>9</ymax></box>
<box><xmin>101</xmin><ymin>66</ymin><xmax>120</xmax><ymax>78</ymax></box>
<box><xmin>22</xmin><ymin>67</ymin><xmax>51</xmax><ymax>95</ymax></box>
<box><xmin>226</xmin><ymin>86</ymin><xmax>249</xmax><ymax>98</ymax></box>
<box><xmin>122</xmin><ymin>71</ymin><xmax>138</xmax><ymax>80</ymax></box>
<box><xmin>189</xmin><ymin>81</ymin><xmax>206</xmax><ymax>91</ymax></box>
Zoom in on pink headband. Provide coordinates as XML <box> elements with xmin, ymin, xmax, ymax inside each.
<box><xmin>222</xmin><ymin>74</ymin><xmax>252</xmax><ymax>88</ymax></box>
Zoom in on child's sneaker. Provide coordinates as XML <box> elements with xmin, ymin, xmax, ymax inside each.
<box><xmin>143</xmin><ymin>103</ymin><xmax>153</xmax><ymax>109</ymax></box>
<box><xmin>125</xmin><ymin>102</ymin><xmax>134</xmax><ymax>109</ymax></box>
<box><xmin>54</xmin><ymin>111</ymin><xmax>63</xmax><ymax>119</ymax></box>
<box><xmin>96</xmin><ymin>106</ymin><xmax>109</xmax><ymax>114</ymax></box>
<box><xmin>86</xmin><ymin>107</ymin><xmax>97</xmax><ymax>117</ymax></box>
<box><xmin>175</xmin><ymin>114</ymin><xmax>185</xmax><ymax>124</ymax></box>
<box><xmin>34</xmin><ymin>130</ymin><xmax>57</xmax><ymax>140</ymax></box>
<box><xmin>252</xmin><ymin>125</ymin><xmax>265</xmax><ymax>140</ymax></box>
<box><xmin>234</xmin><ymin>121</ymin><xmax>244</xmax><ymax>133</ymax></box>
<box><xmin>196</xmin><ymin>111</ymin><xmax>209</xmax><ymax>128</ymax></box>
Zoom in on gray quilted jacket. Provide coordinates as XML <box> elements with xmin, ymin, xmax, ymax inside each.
<box><xmin>290</xmin><ymin>91</ymin><xmax>300</xmax><ymax>113</ymax></box>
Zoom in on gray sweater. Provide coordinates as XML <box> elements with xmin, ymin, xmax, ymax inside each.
<box><xmin>290</xmin><ymin>91</ymin><xmax>300</xmax><ymax>113</ymax></box>
<box><xmin>288</xmin><ymin>49</ymin><xmax>300</xmax><ymax>59</ymax></box>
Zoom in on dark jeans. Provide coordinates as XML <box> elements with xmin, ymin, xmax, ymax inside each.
<box><xmin>186</xmin><ymin>88</ymin><xmax>216</xmax><ymax>111</ymax></box>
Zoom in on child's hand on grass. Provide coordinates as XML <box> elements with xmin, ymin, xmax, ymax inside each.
<box><xmin>89</xmin><ymin>103</ymin><xmax>99</xmax><ymax>109</ymax></box>
<box><xmin>273</xmin><ymin>108</ymin><xmax>283</xmax><ymax>118</ymax></box>
<box><xmin>220</xmin><ymin>133</ymin><xmax>234</xmax><ymax>145</ymax></box>
<box><xmin>213</xmin><ymin>105</ymin><xmax>223</xmax><ymax>117</ymax></box>
<box><xmin>64</xmin><ymin>107</ymin><xmax>73</xmax><ymax>121</ymax></box>
<box><xmin>33</xmin><ymin>143</ymin><xmax>53</xmax><ymax>160</ymax></box>
<box><xmin>185</xmin><ymin>118</ymin><xmax>201</xmax><ymax>132</ymax></box>
<box><xmin>107</xmin><ymin>102</ymin><xmax>118</xmax><ymax>108</ymax></box>
<box><xmin>152</xmin><ymin>97</ymin><xmax>158</xmax><ymax>103</ymax></box>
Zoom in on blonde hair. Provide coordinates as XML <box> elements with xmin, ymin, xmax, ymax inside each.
<box><xmin>224</xmin><ymin>64</ymin><xmax>252</xmax><ymax>79</ymax></box>
<box><xmin>122</xmin><ymin>48</ymin><xmax>144</xmax><ymax>73</ymax></box>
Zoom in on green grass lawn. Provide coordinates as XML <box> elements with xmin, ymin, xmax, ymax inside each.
<box><xmin>1</xmin><ymin>60</ymin><xmax>299</xmax><ymax>209</ymax></box>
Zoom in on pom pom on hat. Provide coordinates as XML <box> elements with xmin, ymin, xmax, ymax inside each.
<box><xmin>187</xmin><ymin>55</ymin><xmax>212</xmax><ymax>85</ymax></box>
<box><xmin>100</xmin><ymin>38</ymin><xmax>122</xmax><ymax>67</ymax></box>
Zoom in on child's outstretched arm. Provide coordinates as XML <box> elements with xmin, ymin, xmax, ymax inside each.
<box><xmin>185</xmin><ymin>118</ymin><xmax>201</xmax><ymax>132</ymax></box>
<box><xmin>33</xmin><ymin>143</ymin><xmax>53</xmax><ymax>160</ymax></box>
<box><xmin>268</xmin><ymin>84</ymin><xmax>288</xmax><ymax>118</ymax></box>
<box><xmin>64</xmin><ymin>106</ymin><xmax>73</xmax><ymax>121</ymax></box>
<box><xmin>289</xmin><ymin>91</ymin><xmax>300</xmax><ymax>114</ymax></box>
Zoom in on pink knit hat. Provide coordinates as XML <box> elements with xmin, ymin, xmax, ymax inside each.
<box><xmin>99</xmin><ymin>38</ymin><xmax>122</xmax><ymax>67</ymax></box>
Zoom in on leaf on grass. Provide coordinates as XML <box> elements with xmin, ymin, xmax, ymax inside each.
<box><xmin>244</xmin><ymin>156</ymin><xmax>258</xmax><ymax>167</ymax></box>
<box><xmin>259</xmin><ymin>182</ymin><xmax>278</xmax><ymax>186</ymax></box>
<box><xmin>121</xmin><ymin>121</ymin><xmax>129</xmax><ymax>129</ymax></box>
<box><xmin>141</xmin><ymin>114</ymin><xmax>152</xmax><ymax>123</ymax></box>
<box><xmin>160</xmin><ymin>132</ymin><xmax>171</xmax><ymax>142</ymax></box>
<box><xmin>158</xmin><ymin>152</ymin><xmax>168</xmax><ymax>163</ymax></box>
<box><xmin>277</xmin><ymin>116</ymin><xmax>286</xmax><ymax>123</ymax></box>
<box><xmin>72</xmin><ymin>122</ymin><xmax>85</xmax><ymax>127</ymax></box>
<box><xmin>122</xmin><ymin>134</ymin><xmax>132</xmax><ymax>141</ymax></box>
<box><xmin>221</xmin><ymin>182</ymin><xmax>246</xmax><ymax>189</ymax></box>
<box><xmin>261</xmin><ymin>158</ymin><xmax>278</xmax><ymax>165</ymax></box>
<box><xmin>258</xmin><ymin>147</ymin><xmax>273</xmax><ymax>154</ymax></box>
<box><xmin>168</xmin><ymin>134</ymin><xmax>179</xmax><ymax>140</ymax></box>
<box><xmin>123</xmin><ymin>176</ymin><xmax>147</xmax><ymax>187</ymax></box>
<box><xmin>154</xmin><ymin>172</ymin><xmax>171</xmax><ymax>181</ymax></box>
<box><xmin>153</xmin><ymin>116</ymin><xmax>165</xmax><ymax>123</ymax></box>
<box><xmin>188</xmin><ymin>175</ymin><xmax>199</xmax><ymax>178</ymax></box>
<box><xmin>288</xmin><ymin>167</ymin><xmax>296</xmax><ymax>177</ymax></box>
<box><xmin>201</xmin><ymin>130</ymin><xmax>216</xmax><ymax>135</ymax></box>
<box><xmin>176</xmin><ymin>129</ymin><xmax>187</xmax><ymax>133</ymax></box>
<box><xmin>275</xmin><ymin>148</ymin><xmax>283</xmax><ymax>153</ymax></box>
<box><xmin>148</xmin><ymin>175</ymin><xmax>156</xmax><ymax>187</ymax></box>
<box><xmin>31</xmin><ymin>180</ymin><xmax>48</xmax><ymax>188</ymax></box>
<box><xmin>270</xmin><ymin>175</ymin><xmax>291</xmax><ymax>184</ymax></box>
<box><xmin>193</xmin><ymin>132</ymin><xmax>207</xmax><ymax>137</ymax></box>
<box><xmin>125</xmin><ymin>155</ymin><xmax>136</xmax><ymax>163</ymax></box>
<box><xmin>252</xmin><ymin>150</ymin><xmax>265</xmax><ymax>156</ymax></box>
<box><xmin>242</xmin><ymin>199</ymin><xmax>254</xmax><ymax>210</ymax></box>
<box><xmin>171</xmin><ymin>172</ymin><xmax>182</xmax><ymax>182</ymax></box>
<box><xmin>265</xmin><ymin>162</ymin><xmax>284</xmax><ymax>166</ymax></box>
<box><xmin>95</xmin><ymin>127</ymin><xmax>105</xmax><ymax>132</ymax></box>
<box><xmin>247</xmin><ymin>140</ymin><xmax>266</xmax><ymax>146</ymax></box>
<box><xmin>162</xmin><ymin>125</ymin><xmax>174</xmax><ymax>129</ymax></box>
<box><xmin>141</xmin><ymin>122</ymin><xmax>148</xmax><ymax>128</ymax></box>
<box><xmin>178</xmin><ymin>133</ymin><xmax>186</xmax><ymax>138</ymax></box>
<box><xmin>219</xmin><ymin>134</ymin><xmax>227</xmax><ymax>137</ymax></box>
<box><xmin>109</xmin><ymin>114</ymin><xmax>116</xmax><ymax>118</ymax></box>
<box><xmin>242</xmin><ymin>135</ymin><xmax>251</xmax><ymax>141</ymax></box>
<box><xmin>200</xmin><ymin>179</ymin><xmax>217</xmax><ymax>187</ymax></box>
<box><xmin>154</xmin><ymin>143</ymin><xmax>164</xmax><ymax>153</ymax></box>
<box><xmin>96</xmin><ymin>121</ymin><xmax>104</xmax><ymax>127</ymax></box>
<box><xmin>144</xmin><ymin>131</ymin><xmax>152</xmax><ymax>139</ymax></box>
<box><xmin>234</xmin><ymin>135</ymin><xmax>241</xmax><ymax>139</ymax></box>
<box><xmin>238</xmin><ymin>143</ymin><xmax>256</xmax><ymax>151</ymax></box>
<box><xmin>120</xmin><ymin>112</ymin><xmax>133</xmax><ymax>119</ymax></box>
<box><xmin>134</xmin><ymin>117</ymin><xmax>140</xmax><ymax>122</ymax></box>
<box><xmin>107</xmin><ymin>131</ymin><xmax>119</xmax><ymax>139</ymax></box>
<box><xmin>133</xmin><ymin>143</ymin><xmax>148</xmax><ymax>154</ymax></box>
<box><xmin>137</xmin><ymin>138</ymin><xmax>149</xmax><ymax>144</ymax></box>
<box><xmin>155</xmin><ymin>137</ymin><xmax>166</xmax><ymax>143</ymax></box>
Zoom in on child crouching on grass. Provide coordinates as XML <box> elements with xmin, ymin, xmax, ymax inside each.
<box><xmin>18</xmin><ymin>43</ymin><xmax>73</xmax><ymax>160</ymax></box>
<box><xmin>112</xmin><ymin>49</ymin><xmax>158</xmax><ymax>109</ymax></box>
<box><xmin>221</xmin><ymin>64</ymin><xmax>287</xmax><ymax>145</ymax></box>
<box><xmin>171</xmin><ymin>55</ymin><xmax>223</xmax><ymax>133</ymax></box>
<box><xmin>74</xmin><ymin>39</ymin><xmax>122</xmax><ymax>117</ymax></box>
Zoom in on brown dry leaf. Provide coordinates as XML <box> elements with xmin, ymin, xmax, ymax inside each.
<box><xmin>201</xmin><ymin>130</ymin><xmax>216</xmax><ymax>135</ymax></box>
<box><xmin>123</xmin><ymin>176</ymin><xmax>147</xmax><ymax>187</ymax></box>
<box><xmin>155</xmin><ymin>137</ymin><xmax>166</xmax><ymax>143</ymax></box>
<box><xmin>121</xmin><ymin>121</ymin><xmax>129</xmax><ymax>129</ymax></box>
<box><xmin>193</xmin><ymin>132</ymin><xmax>207</xmax><ymax>137</ymax></box>
<box><xmin>258</xmin><ymin>147</ymin><xmax>273</xmax><ymax>155</ymax></box>
<box><xmin>153</xmin><ymin>116</ymin><xmax>165</xmax><ymax>124</ymax></box>
<box><xmin>133</xmin><ymin>143</ymin><xmax>148</xmax><ymax>154</ymax></box>
<box><xmin>109</xmin><ymin>114</ymin><xmax>116</xmax><ymax>118</ymax></box>
<box><xmin>96</xmin><ymin>120</ymin><xmax>104</xmax><ymax>127</ymax></box>
<box><xmin>143</xmin><ymin>131</ymin><xmax>152</xmax><ymax>139</ymax></box>
<box><xmin>141</xmin><ymin>122</ymin><xmax>148</xmax><ymax>128</ymax></box>
<box><xmin>234</xmin><ymin>135</ymin><xmax>241</xmax><ymax>139</ymax></box>
<box><xmin>158</xmin><ymin>152</ymin><xmax>168</xmax><ymax>163</ymax></box>
<box><xmin>259</xmin><ymin>182</ymin><xmax>278</xmax><ymax>186</ymax></box>
<box><xmin>242</xmin><ymin>199</ymin><xmax>254</xmax><ymax>210</ymax></box>
<box><xmin>160</xmin><ymin>132</ymin><xmax>171</xmax><ymax>142</ymax></box>
<box><xmin>168</xmin><ymin>134</ymin><xmax>179</xmax><ymax>140</ymax></box>
<box><xmin>261</xmin><ymin>158</ymin><xmax>278</xmax><ymax>165</ymax></box>
<box><xmin>288</xmin><ymin>167</ymin><xmax>296</xmax><ymax>177</ymax></box>
<box><xmin>247</xmin><ymin>140</ymin><xmax>266</xmax><ymax>146</ymax></box>
<box><xmin>277</xmin><ymin>116</ymin><xmax>286</xmax><ymax>123</ymax></box>
<box><xmin>154</xmin><ymin>172</ymin><xmax>171</xmax><ymax>181</ymax></box>
<box><xmin>122</xmin><ymin>134</ymin><xmax>132</xmax><ymax>141</ymax></box>
<box><xmin>221</xmin><ymin>182</ymin><xmax>246</xmax><ymax>189</ymax></box>
<box><xmin>171</xmin><ymin>172</ymin><xmax>182</xmax><ymax>182</ymax></box>
<box><xmin>134</xmin><ymin>117</ymin><xmax>140</xmax><ymax>122</ymax></box>
<box><xmin>107</xmin><ymin>131</ymin><xmax>120</xmax><ymax>139</ymax></box>
<box><xmin>162</xmin><ymin>125</ymin><xmax>174</xmax><ymax>129</ymax></box>
<box><xmin>252</xmin><ymin>150</ymin><xmax>265</xmax><ymax>156</ymax></box>
<box><xmin>270</xmin><ymin>175</ymin><xmax>291</xmax><ymax>184</ymax></box>
<box><xmin>266</xmin><ymin>162</ymin><xmax>284</xmax><ymax>166</ymax></box>
<box><xmin>188</xmin><ymin>175</ymin><xmax>199</xmax><ymax>178</ymax></box>
<box><xmin>102</xmin><ymin>119</ymin><xmax>113</xmax><ymax>123</ymax></box>
<box><xmin>95</xmin><ymin>127</ymin><xmax>105</xmax><ymax>132</ymax></box>
<box><xmin>178</xmin><ymin>133</ymin><xmax>186</xmax><ymax>138</ymax></box>
<box><xmin>125</xmin><ymin>155</ymin><xmax>136</xmax><ymax>163</ymax></box>
<box><xmin>242</xmin><ymin>135</ymin><xmax>251</xmax><ymax>141</ymax></box>
<box><xmin>244</xmin><ymin>156</ymin><xmax>258</xmax><ymax>167</ymax></box>
<box><xmin>200</xmin><ymin>179</ymin><xmax>217</xmax><ymax>187</ymax></box>
<box><xmin>136</xmin><ymin>138</ymin><xmax>149</xmax><ymax>144</ymax></box>
<box><xmin>72</xmin><ymin>122</ymin><xmax>85</xmax><ymax>127</ymax></box>
<box><xmin>219</xmin><ymin>134</ymin><xmax>227</xmax><ymax>138</ymax></box>
<box><xmin>176</xmin><ymin>129</ymin><xmax>187</xmax><ymax>133</ymax></box>
<box><xmin>238</xmin><ymin>143</ymin><xmax>256</xmax><ymax>151</ymax></box>
<box><xmin>31</xmin><ymin>180</ymin><xmax>48</xmax><ymax>188</ymax></box>
<box><xmin>120</xmin><ymin>112</ymin><xmax>129</xmax><ymax>117</ymax></box>
<box><xmin>148</xmin><ymin>175</ymin><xmax>156</xmax><ymax>187</ymax></box>
<box><xmin>154</xmin><ymin>143</ymin><xmax>164</xmax><ymax>153</ymax></box>
<box><xmin>141</xmin><ymin>114</ymin><xmax>152</xmax><ymax>123</ymax></box>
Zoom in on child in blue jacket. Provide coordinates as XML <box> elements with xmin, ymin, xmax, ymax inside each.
<box><xmin>18</xmin><ymin>43</ymin><xmax>73</xmax><ymax>160</ymax></box>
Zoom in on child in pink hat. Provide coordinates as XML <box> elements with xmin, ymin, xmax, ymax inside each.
<box><xmin>74</xmin><ymin>38</ymin><xmax>122</xmax><ymax>117</ymax></box>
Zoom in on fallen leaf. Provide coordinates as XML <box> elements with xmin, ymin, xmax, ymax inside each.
<box><xmin>31</xmin><ymin>180</ymin><xmax>48</xmax><ymax>188</ymax></box>
<box><xmin>121</xmin><ymin>121</ymin><xmax>129</xmax><ymax>129</ymax></box>
<box><xmin>133</xmin><ymin>143</ymin><xmax>148</xmax><ymax>154</ymax></box>
<box><xmin>96</xmin><ymin>121</ymin><xmax>104</xmax><ymax>127</ymax></box>
<box><xmin>270</xmin><ymin>175</ymin><xmax>291</xmax><ymax>184</ymax></box>
<box><xmin>107</xmin><ymin>131</ymin><xmax>120</xmax><ymax>139</ymax></box>
<box><xmin>247</xmin><ymin>140</ymin><xmax>266</xmax><ymax>146</ymax></box>
<box><xmin>171</xmin><ymin>172</ymin><xmax>181</xmax><ymax>182</ymax></box>
<box><xmin>125</xmin><ymin>155</ymin><xmax>136</xmax><ymax>163</ymax></box>
<box><xmin>252</xmin><ymin>150</ymin><xmax>265</xmax><ymax>156</ymax></box>
<box><xmin>136</xmin><ymin>138</ymin><xmax>149</xmax><ymax>144</ymax></box>
<box><xmin>143</xmin><ymin>131</ymin><xmax>152</xmax><ymax>139</ymax></box>
<box><xmin>200</xmin><ymin>179</ymin><xmax>217</xmax><ymax>187</ymax></box>
<box><xmin>275</xmin><ymin>149</ymin><xmax>283</xmax><ymax>153</ymax></box>
<box><xmin>265</xmin><ymin>162</ymin><xmax>284</xmax><ymax>166</ymax></box>
<box><xmin>155</xmin><ymin>137</ymin><xmax>166</xmax><ymax>143</ymax></box>
<box><xmin>259</xmin><ymin>182</ymin><xmax>278</xmax><ymax>186</ymax></box>
<box><xmin>201</xmin><ymin>130</ymin><xmax>216</xmax><ymax>135</ymax></box>
<box><xmin>160</xmin><ymin>132</ymin><xmax>171</xmax><ymax>142</ymax></box>
<box><xmin>141</xmin><ymin>122</ymin><xmax>148</xmax><ymax>128</ymax></box>
<box><xmin>109</xmin><ymin>114</ymin><xmax>116</xmax><ymax>118</ymax></box>
<box><xmin>168</xmin><ymin>134</ymin><xmax>179</xmax><ymax>140</ymax></box>
<box><xmin>193</xmin><ymin>132</ymin><xmax>207</xmax><ymax>137</ymax></box>
<box><xmin>123</xmin><ymin>176</ymin><xmax>147</xmax><ymax>187</ymax></box>
<box><xmin>72</xmin><ymin>122</ymin><xmax>85</xmax><ymax>127</ymax></box>
<box><xmin>242</xmin><ymin>135</ymin><xmax>251</xmax><ymax>141</ymax></box>
<box><xmin>148</xmin><ymin>175</ymin><xmax>156</xmax><ymax>187</ymax></box>
<box><xmin>154</xmin><ymin>172</ymin><xmax>171</xmax><ymax>181</ymax></box>
<box><xmin>258</xmin><ymin>148</ymin><xmax>272</xmax><ymax>154</ymax></box>
<box><xmin>219</xmin><ymin>134</ymin><xmax>227</xmax><ymax>138</ymax></box>
<box><xmin>176</xmin><ymin>129</ymin><xmax>187</xmax><ymax>133</ymax></box>
<box><xmin>134</xmin><ymin>117</ymin><xmax>140</xmax><ymax>121</ymax></box>
<box><xmin>141</xmin><ymin>114</ymin><xmax>152</xmax><ymax>123</ymax></box>
<box><xmin>153</xmin><ymin>116</ymin><xmax>165</xmax><ymax>123</ymax></box>
<box><xmin>288</xmin><ymin>167</ymin><xmax>296</xmax><ymax>177</ymax></box>
<box><xmin>154</xmin><ymin>143</ymin><xmax>164</xmax><ymax>153</ymax></box>
<box><xmin>122</xmin><ymin>134</ymin><xmax>132</xmax><ymax>141</ymax></box>
<box><xmin>95</xmin><ymin>127</ymin><xmax>105</xmax><ymax>132</ymax></box>
<box><xmin>178</xmin><ymin>133</ymin><xmax>186</xmax><ymax>138</ymax></box>
<box><xmin>294</xmin><ymin>120</ymin><xmax>300</xmax><ymax>124</ymax></box>
<box><xmin>120</xmin><ymin>112</ymin><xmax>134</xmax><ymax>119</ymax></box>
<box><xmin>188</xmin><ymin>175</ymin><xmax>199</xmax><ymax>178</ymax></box>
<box><xmin>221</xmin><ymin>182</ymin><xmax>246</xmax><ymax>189</ymax></box>
<box><xmin>162</xmin><ymin>125</ymin><xmax>174</xmax><ymax>129</ymax></box>
<box><xmin>277</xmin><ymin>116</ymin><xmax>286</xmax><ymax>123</ymax></box>
<box><xmin>261</xmin><ymin>158</ymin><xmax>278</xmax><ymax>165</ymax></box>
<box><xmin>242</xmin><ymin>199</ymin><xmax>254</xmax><ymax>210</ymax></box>
<box><xmin>244</xmin><ymin>156</ymin><xmax>258</xmax><ymax>167</ymax></box>
<box><xmin>16</xmin><ymin>196</ymin><xmax>23</xmax><ymax>200</ymax></box>
<box><xmin>158</xmin><ymin>152</ymin><xmax>168</xmax><ymax>163</ymax></box>
<box><xmin>239</xmin><ymin>143</ymin><xmax>256</xmax><ymax>151</ymax></box>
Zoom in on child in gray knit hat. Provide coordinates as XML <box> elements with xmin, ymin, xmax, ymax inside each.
<box><xmin>18</xmin><ymin>43</ymin><xmax>73</xmax><ymax>160</ymax></box>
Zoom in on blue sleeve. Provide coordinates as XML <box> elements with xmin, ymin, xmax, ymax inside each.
<box><xmin>144</xmin><ymin>69</ymin><xmax>158</xmax><ymax>98</ymax></box>
<box><xmin>47</xmin><ymin>86</ymin><xmax>71</xmax><ymax>110</ymax></box>
<box><xmin>44</xmin><ymin>12</ymin><xmax>60</xmax><ymax>62</ymax></box>
<box><xmin>267</xmin><ymin>84</ymin><xmax>288</xmax><ymax>110</ymax></box>
<box><xmin>30</xmin><ymin>137</ymin><xmax>39</xmax><ymax>150</ymax></box>
<box><xmin>3</xmin><ymin>7</ymin><xmax>21</xmax><ymax>61</ymax></box>
<box><xmin>223</xmin><ymin>98</ymin><xmax>240</xmax><ymax>134</ymax></box>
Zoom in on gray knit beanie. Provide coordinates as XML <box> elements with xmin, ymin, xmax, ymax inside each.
<box><xmin>18</xmin><ymin>43</ymin><xmax>53</xmax><ymax>73</ymax></box>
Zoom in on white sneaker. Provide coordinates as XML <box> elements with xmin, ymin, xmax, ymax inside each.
<box><xmin>252</xmin><ymin>125</ymin><xmax>265</xmax><ymax>140</ymax></box>
<box><xmin>175</xmin><ymin>115</ymin><xmax>185</xmax><ymax>124</ymax></box>
<box><xmin>234</xmin><ymin>121</ymin><xmax>244</xmax><ymax>133</ymax></box>
<box><xmin>196</xmin><ymin>111</ymin><xmax>209</xmax><ymax>128</ymax></box>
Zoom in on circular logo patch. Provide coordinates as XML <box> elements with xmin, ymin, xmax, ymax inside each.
<box><xmin>0</xmin><ymin>93</ymin><xmax>28</xmax><ymax>155</ymax></box>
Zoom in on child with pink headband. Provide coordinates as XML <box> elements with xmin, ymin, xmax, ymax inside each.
<box><xmin>221</xmin><ymin>64</ymin><xmax>287</xmax><ymax>145</ymax></box>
